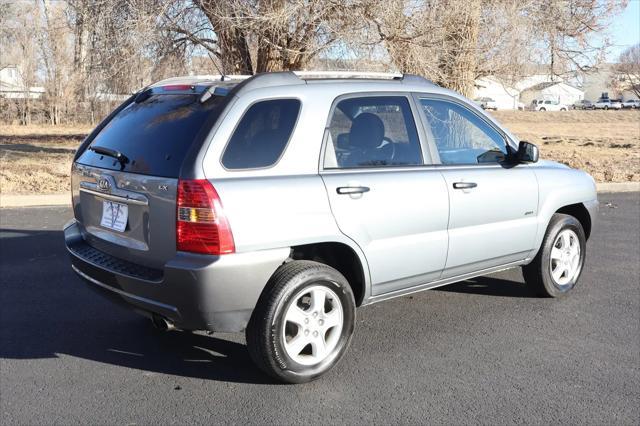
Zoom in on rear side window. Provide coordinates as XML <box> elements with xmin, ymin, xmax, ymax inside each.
<box><xmin>222</xmin><ymin>99</ymin><xmax>301</xmax><ymax>169</ymax></box>
<box><xmin>324</xmin><ymin>96</ymin><xmax>422</xmax><ymax>168</ymax></box>
<box><xmin>77</xmin><ymin>94</ymin><xmax>228</xmax><ymax>177</ymax></box>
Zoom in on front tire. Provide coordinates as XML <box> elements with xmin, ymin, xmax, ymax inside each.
<box><xmin>246</xmin><ymin>261</ymin><xmax>356</xmax><ymax>383</ymax></box>
<box><xmin>523</xmin><ymin>214</ymin><xmax>586</xmax><ymax>297</ymax></box>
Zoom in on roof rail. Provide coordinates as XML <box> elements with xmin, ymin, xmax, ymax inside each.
<box><xmin>215</xmin><ymin>71</ymin><xmax>438</xmax><ymax>96</ymax></box>
<box><xmin>231</xmin><ymin>72</ymin><xmax>305</xmax><ymax>93</ymax></box>
<box><xmin>150</xmin><ymin>74</ymin><xmax>251</xmax><ymax>88</ymax></box>
<box><xmin>293</xmin><ymin>71</ymin><xmax>403</xmax><ymax>80</ymax></box>
<box><xmin>151</xmin><ymin>71</ymin><xmax>436</xmax><ymax>91</ymax></box>
<box><xmin>293</xmin><ymin>71</ymin><xmax>436</xmax><ymax>86</ymax></box>
<box><xmin>190</xmin><ymin>74</ymin><xmax>252</xmax><ymax>82</ymax></box>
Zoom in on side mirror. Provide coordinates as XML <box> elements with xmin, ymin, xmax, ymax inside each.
<box><xmin>515</xmin><ymin>141</ymin><xmax>539</xmax><ymax>163</ymax></box>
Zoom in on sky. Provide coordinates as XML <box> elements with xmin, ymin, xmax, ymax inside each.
<box><xmin>607</xmin><ymin>0</ymin><xmax>640</xmax><ymax>59</ymax></box>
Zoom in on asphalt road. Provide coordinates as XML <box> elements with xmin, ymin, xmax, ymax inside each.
<box><xmin>1</xmin><ymin>193</ymin><xmax>639</xmax><ymax>425</ymax></box>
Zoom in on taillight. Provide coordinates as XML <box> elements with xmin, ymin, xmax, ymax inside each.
<box><xmin>176</xmin><ymin>179</ymin><xmax>235</xmax><ymax>255</ymax></box>
<box><xmin>162</xmin><ymin>84</ymin><xmax>194</xmax><ymax>91</ymax></box>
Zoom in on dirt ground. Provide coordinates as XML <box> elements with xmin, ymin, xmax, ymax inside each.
<box><xmin>491</xmin><ymin>110</ymin><xmax>640</xmax><ymax>183</ymax></box>
<box><xmin>0</xmin><ymin>125</ymin><xmax>90</xmax><ymax>194</ymax></box>
<box><xmin>1</xmin><ymin>110</ymin><xmax>639</xmax><ymax>194</ymax></box>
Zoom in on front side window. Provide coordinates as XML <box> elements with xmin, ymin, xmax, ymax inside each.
<box><xmin>222</xmin><ymin>99</ymin><xmax>300</xmax><ymax>169</ymax></box>
<box><xmin>419</xmin><ymin>98</ymin><xmax>508</xmax><ymax>165</ymax></box>
<box><xmin>324</xmin><ymin>96</ymin><xmax>422</xmax><ymax>168</ymax></box>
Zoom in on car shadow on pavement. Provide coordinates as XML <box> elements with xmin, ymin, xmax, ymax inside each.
<box><xmin>1</xmin><ymin>227</ymin><xmax>535</xmax><ymax>385</ymax></box>
<box><xmin>0</xmin><ymin>227</ymin><xmax>275</xmax><ymax>385</ymax></box>
<box><xmin>438</xmin><ymin>275</ymin><xmax>537</xmax><ymax>298</ymax></box>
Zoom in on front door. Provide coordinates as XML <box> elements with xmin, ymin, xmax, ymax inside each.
<box><xmin>321</xmin><ymin>95</ymin><xmax>449</xmax><ymax>295</ymax></box>
<box><xmin>416</xmin><ymin>96</ymin><xmax>539</xmax><ymax>278</ymax></box>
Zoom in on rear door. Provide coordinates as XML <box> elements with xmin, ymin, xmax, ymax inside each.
<box><xmin>320</xmin><ymin>94</ymin><xmax>449</xmax><ymax>296</ymax></box>
<box><xmin>72</xmin><ymin>88</ymin><xmax>230</xmax><ymax>268</ymax></box>
<box><xmin>415</xmin><ymin>96</ymin><xmax>539</xmax><ymax>278</ymax></box>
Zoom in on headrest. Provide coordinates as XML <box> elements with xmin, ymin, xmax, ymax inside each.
<box><xmin>348</xmin><ymin>113</ymin><xmax>385</xmax><ymax>151</ymax></box>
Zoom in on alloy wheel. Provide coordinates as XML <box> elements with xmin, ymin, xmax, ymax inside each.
<box><xmin>549</xmin><ymin>229</ymin><xmax>581</xmax><ymax>286</ymax></box>
<box><xmin>281</xmin><ymin>285</ymin><xmax>344</xmax><ymax>366</ymax></box>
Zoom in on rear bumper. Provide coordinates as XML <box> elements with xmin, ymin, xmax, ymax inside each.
<box><xmin>64</xmin><ymin>220</ymin><xmax>289</xmax><ymax>332</ymax></box>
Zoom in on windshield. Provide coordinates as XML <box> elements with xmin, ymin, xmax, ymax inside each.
<box><xmin>77</xmin><ymin>93</ymin><xmax>230</xmax><ymax>177</ymax></box>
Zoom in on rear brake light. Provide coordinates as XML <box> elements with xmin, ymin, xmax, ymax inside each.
<box><xmin>176</xmin><ymin>179</ymin><xmax>235</xmax><ymax>255</ymax></box>
<box><xmin>162</xmin><ymin>84</ymin><xmax>194</xmax><ymax>91</ymax></box>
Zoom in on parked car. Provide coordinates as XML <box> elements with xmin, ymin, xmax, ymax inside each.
<box><xmin>622</xmin><ymin>99</ymin><xmax>640</xmax><ymax>109</ymax></box>
<box><xmin>473</xmin><ymin>97</ymin><xmax>498</xmax><ymax>110</ymax></box>
<box><xmin>572</xmin><ymin>100</ymin><xmax>594</xmax><ymax>110</ymax></box>
<box><xmin>594</xmin><ymin>99</ymin><xmax>622</xmax><ymax>110</ymax></box>
<box><xmin>65</xmin><ymin>71</ymin><xmax>598</xmax><ymax>383</ymax></box>
<box><xmin>531</xmin><ymin>99</ymin><xmax>569</xmax><ymax>111</ymax></box>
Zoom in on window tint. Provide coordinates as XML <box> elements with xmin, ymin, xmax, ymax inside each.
<box><xmin>77</xmin><ymin>94</ymin><xmax>229</xmax><ymax>177</ymax></box>
<box><xmin>222</xmin><ymin>99</ymin><xmax>300</xmax><ymax>169</ymax></box>
<box><xmin>324</xmin><ymin>96</ymin><xmax>422</xmax><ymax>168</ymax></box>
<box><xmin>419</xmin><ymin>98</ymin><xmax>508</xmax><ymax>165</ymax></box>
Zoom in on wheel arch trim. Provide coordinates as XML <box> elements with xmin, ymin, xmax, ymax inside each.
<box><xmin>289</xmin><ymin>239</ymin><xmax>372</xmax><ymax>306</ymax></box>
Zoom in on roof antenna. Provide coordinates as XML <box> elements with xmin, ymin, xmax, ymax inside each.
<box><xmin>206</xmin><ymin>51</ymin><xmax>226</xmax><ymax>82</ymax></box>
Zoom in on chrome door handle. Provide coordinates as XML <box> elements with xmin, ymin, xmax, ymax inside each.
<box><xmin>337</xmin><ymin>186</ymin><xmax>370</xmax><ymax>195</ymax></box>
<box><xmin>453</xmin><ymin>182</ymin><xmax>477</xmax><ymax>189</ymax></box>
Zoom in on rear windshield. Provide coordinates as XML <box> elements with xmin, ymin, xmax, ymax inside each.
<box><xmin>77</xmin><ymin>93</ymin><xmax>228</xmax><ymax>177</ymax></box>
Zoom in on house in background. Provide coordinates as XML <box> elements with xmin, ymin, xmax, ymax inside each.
<box><xmin>0</xmin><ymin>65</ymin><xmax>45</xmax><ymax>99</ymax></box>
<box><xmin>581</xmin><ymin>64</ymin><xmax>638</xmax><ymax>101</ymax></box>
<box><xmin>473</xmin><ymin>74</ymin><xmax>584</xmax><ymax>110</ymax></box>
<box><xmin>520</xmin><ymin>81</ymin><xmax>584</xmax><ymax>106</ymax></box>
<box><xmin>472</xmin><ymin>77</ymin><xmax>520</xmax><ymax>109</ymax></box>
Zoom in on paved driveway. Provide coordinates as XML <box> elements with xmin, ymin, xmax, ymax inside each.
<box><xmin>1</xmin><ymin>193</ymin><xmax>638</xmax><ymax>424</ymax></box>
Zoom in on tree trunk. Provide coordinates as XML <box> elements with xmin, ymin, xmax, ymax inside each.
<box><xmin>256</xmin><ymin>42</ymin><xmax>281</xmax><ymax>72</ymax></box>
<box><xmin>217</xmin><ymin>26</ymin><xmax>253</xmax><ymax>74</ymax></box>
<box><xmin>196</xmin><ymin>1</ymin><xmax>253</xmax><ymax>74</ymax></box>
<box><xmin>438</xmin><ymin>0</ymin><xmax>481</xmax><ymax>97</ymax></box>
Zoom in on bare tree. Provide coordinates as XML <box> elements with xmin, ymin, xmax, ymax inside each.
<box><xmin>169</xmin><ymin>0</ymin><xmax>349</xmax><ymax>74</ymax></box>
<box><xmin>613</xmin><ymin>44</ymin><xmax>640</xmax><ymax>98</ymax></box>
<box><xmin>530</xmin><ymin>0</ymin><xmax>628</xmax><ymax>78</ymax></box>
<box><xmin>0</xmin><ymin>2</ymin><xmax>40</xmax><ymax>125</ymax></box>
<box><xmin>357</xmin><ymin>0</ymin><xmax>625</xmax><ymax>96</ymax></box>
<box><xmin>359</xmin><ymin>0</ymin><xmax>494</xmax><ymax>96</ymax></box>
<box><xmin>0</xmin><ymin>0</ymin><xmax>630</xmax><ymax>125</ymax></box>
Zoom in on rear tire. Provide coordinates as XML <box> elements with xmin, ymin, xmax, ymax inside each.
<box><xmin>246</xmin><ymin>260</ymin><xmax>356</xmax><ymax>383</ymax></box>
<box><xmin>523</xmin><ymin>214</ymin><xmax>586</xmax><ymax>297</ymax></box>
<box><xmin>539</xmin><ymin>107</ymin><xmax>546</xmax><ymax>111</ymax></box>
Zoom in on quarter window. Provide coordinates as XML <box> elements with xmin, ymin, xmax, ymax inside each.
<box><xmin>419</xmin><ymin>98</ymin><xmax>508</xmax><ymax>165</ymax></box>
<box><xmin>324</xmin><ymin>96</ymin><xmax>423</xmax><ymax>168</ymax></box>
<box><xmin>222</xmin><ymin>99</ymin><xmax>300</xmax><ymax>169</ymax></box>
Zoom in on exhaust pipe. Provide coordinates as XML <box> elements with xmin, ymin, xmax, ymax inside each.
<box><xmin>152</xmin><ymin>314</ymin><xmax>176</xmax><ymax>331</ymax></box>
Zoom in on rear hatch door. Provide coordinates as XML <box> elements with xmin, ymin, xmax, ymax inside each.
<box><xmin>72</xmin><ymin>86</ymin><xmax>231</xmax><ymax>269</ymax></box>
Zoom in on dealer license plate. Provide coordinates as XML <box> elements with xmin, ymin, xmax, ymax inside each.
<box><xmin>100</xmin><ymin>201</ymin><xmax>128</xmax><ymax>232</ymax></box>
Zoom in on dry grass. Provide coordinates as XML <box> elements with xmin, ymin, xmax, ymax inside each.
<box><xmin>491</xmin><ymin>110</ymin><xmax>640</xmax><ymax>183</ymax></box>
<box><xmin>0</xmin><ymin>125</ymin><xmax>90</xmax><ymax>195</ymax></box>
<box><xmin>1</xmin><ymin>110</ymin><xmax>639</xmax><ymax>195</ymax></box>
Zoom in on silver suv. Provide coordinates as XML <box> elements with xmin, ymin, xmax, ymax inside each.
<box><xmin>65</xmin><ymin>72</ymin><xmax>598</xmax><ymax>383</ymax></box>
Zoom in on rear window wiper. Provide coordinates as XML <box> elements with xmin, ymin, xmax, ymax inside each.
<box><xmin>89</xmin><ymin>145</ymin><xmax>129</xmax><ymax>169</ymax></box>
